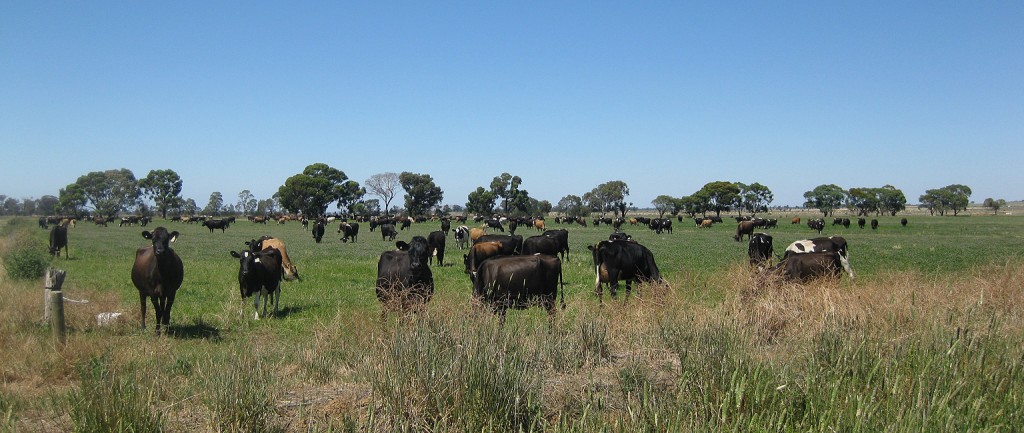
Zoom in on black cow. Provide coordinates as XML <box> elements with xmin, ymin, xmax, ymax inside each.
<box><xmin>522</xmin><ymin>234</ymin><xmax>561</xmax><ymax>256</ymax></box>
<box><xmin>734</xmin><ymin>221</ymin><xmax>756</xmax><ymax>242</ymax></box>
<box><xmin>380</xmin><ymin>223</ymin><xmax>397</xmax><ymax>241</ymax></box>
<box><xmin>775</xmin><ymin>250</ymin><xmax>843</xmax><ymax>282</ymax></box>
<box><xmin>508</xmin><ymin>219</ymin><xmax>518</xmax><ymax>235</ymax></box>
<box><xmin>807</xmin><ymin>219</ymin><xmax>825</xmax><ymax>234</ymax></box>
<box><xmin>229</xmin><ymin>247</ymin><xmax>283</xmax><ymax>319</ymax></box>
<box><xmin>400</xmin><ymin>218</ymin><xmax>412</xmax><ymax>230</ymax></box>
<box><xmin>473</xmin><ymin>254</ymin><xmax>564</xmax><ymax>321</ymax></box>
<box><xmin>376</xmin><ymin>237</ymin><xmax>434</xmax><ymax>315</ymax></box>
<box><xmin>782</xmin><ymin>236</ymin><xmax>854</xmax><ymax>280</ymax></box>
<box><xmin>426</xmin><ymin>230</ymin><xmax>446</xmax><ymax>266</ymax></box>
<box><xmin>202</xmin><ymin>219</ymin><xmax>230</xmax><ymax>233</ymax></box>
<box><xmin>871</xmin><ymin>219</ymin><xmax>879</xmax><ymax>230</ymax></box>
<box><xmin>587</xmin><ymin>240</ymin><xmax>663</xmax><ymax>303</ymax></box>
<box><xmin>486</xmin><ymin>218</ymin><xmax>504</xmax><ymax>232</ymax></box>
<box><xmin>609</xmin><ymin>232</ymin><xmax>633</xmax><ymax>241</ymax></box>
<box><xmin>338</xmin><ymin>222</ymin><xmax>360</xmax><ymax>243</ymax></box>
<box><xmin>130</xmin><ymin>228</ymin><xmax>183</xmax><ymax>333</ymax></box>
<box><xmin>453</xmin><ymin>225</ymin><xmax>470</xmax><ymax>250</ymax></box>
<box><xmin>901</xmin><ymin>218</ymin><xmax>908</xmax><ymax>227</ymax></box>
<box><xmin>48</xmin><ymin>224</ymin><xmax>69</xmax><ymax>258</ymax></box>
<box><xmin>858</xmin><ymin>218</ymin><xmax>866</xmax><ymax>229</ymax></box>
<box><xmin>541</xmin><ymin>229</ymin><xmax>569</xmax><ymax>260</ymax></box>
<box><xmin>765</xmin><ymin>219</ymin><xmax>778</xmax><ymax>229</ymax></box>
<box><xmin>312</xmin><ymin>220</ymin><xmax>325</xmax><ymax>243</ymax></box>
<box><xmin>748</xmin><ymin>232</ymin><xmax>773</xmax><ymax>267</ymax></box>
<box><xmin>441</xmin><ymin>218</ymin><xmax>451</xmax><ymax>235</ymax></box>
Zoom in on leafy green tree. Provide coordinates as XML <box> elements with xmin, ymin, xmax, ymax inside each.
<box><xmin>138</xmin><ymin>169</ymin><xmax>183</xmax><ymax>219</ymax></box>
<box><xmin>588</xmin><ymin>181</ymin><xmax>631</xmax><ymax>217</ymax></box>
<box><xmin>846</xmin><ymin>187</ymin><xmax>880</xmax><ymax>216</ymax></box>
<box><xmin>236</xmin><ymin>190</ymin><xmax>257</xmax><ymax>216</ymax></box>
<box><xmin>277</xmin><ymin>163</ymin><xmax>361</xmax><ymax>217</ymax></box>
<box><xmin>535</xmin><ymin>200</ymin><xmax>552</xmax><ymax>216</ymax></box>
<box><xmin>466</xmin><ymin>187</ymin><xmax>496</xmax><ymax>216</ymax></box>
<box><xmin>740</xmin><ymin>182</ymin><xmax>773</xmax><ymax>216</ymax></box>
<box><xmin>651</xmin><ymin>195</ymin><xmax>678</xmax><ymax>218</ymax></box>
<box><xmin>803</xmin><ymin>184</ymin><xmax>846</xmax><ymax>217</ymax></box>
<box><xmin>68</xmin><ymin>169</ymin><xmax>140</xmax><ymax>218</ymax></box>
<box><xmin>37</xmin><ymin>195</ymin><xmax>59</xmax><ymax>216</ymax></box>
<box><xmin>399</xmin><ymin>172</ymin><xmax>443</xmax><ymax>217</ymax></box>
<box><xmin>255</xmin><ymin>198</ymin><xmax>276</xmax><ymax>215</ymax></box>
<box><xmin>877</xmin><ymin>185</ymin><xmax>907</xmax><ymax>216</ymax></box>
<box><xmin>982</xmin><ymin>198</ymin><xmax>1007</xmax><ymax>215</ymax></box>
<box><xmin>489</xmin><ymin>173</ymin><xmax>533</xmax><ymax>215</ymax></box>
<box><xmin>203</xmin><ymin>192</ymin><xmax>224</xmax><ymax>216</ymax></box>
<box><xmin>365</xmin><ymin>172</ymin><xmax>401</xmax><ymax>216</ymax></box>
<box><xmin>679</xmin><ymin>193</ymin><xmax>708</xmax><ymax>217</ymax></box>
<box><xmin>919</xmin><ymin>184</ymin><xmax>972</xmax><ymax>216</ymax></box>
<box><xmin>556</xmin><ymin>194</ymin><xmax>588</xmax><ymax>218</ymax></box>
<box><xmin>943</xmin><ymin>184</ymin><xmax>972</xmax><ymax>216</ymax></box>
<box><xmin>699</xmin><ymin>181</ymin><xmax>740</xmax><ymax>217</ymax></box>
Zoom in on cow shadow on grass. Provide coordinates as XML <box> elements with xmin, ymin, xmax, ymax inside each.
<box><xmin>273</xmin><ymin>304</ymin><xmax>308</xmax><ymax>319</ymax></box>
<box><xmin>167</xmin><ymin>319</ymin><xmax>222</xmax><ymax>341</ymax></box>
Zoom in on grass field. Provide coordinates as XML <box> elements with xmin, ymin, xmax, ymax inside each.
<box><xmin>2</xmin><ymin>213</ymin><xmax>1023</xmax><ymax>432</ymax></box>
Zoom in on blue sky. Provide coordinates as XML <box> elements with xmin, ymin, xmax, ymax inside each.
<box><xmin>2</xmin><ymin>2</ymin><xmax>1021</xmax><ymax>210</ymax></box>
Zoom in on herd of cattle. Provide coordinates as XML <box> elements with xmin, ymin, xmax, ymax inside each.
<box><xmin>36</xmin><ymin>212</ymin><xmax>904</xmax><ymax>333</ymax></box>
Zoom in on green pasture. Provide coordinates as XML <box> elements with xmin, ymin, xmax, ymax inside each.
<box><xmin>17</xmin><ymin>213</ymin><xmax>1024</xmax><ymax>333</ymax></box>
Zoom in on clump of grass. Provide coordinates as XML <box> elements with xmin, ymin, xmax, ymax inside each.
<box><xmin>1</xmin><ymin>227</ymin><xmax>48</xmax><ymax>280</ymax></box>
<box><xmin>201</xmin><ymin>355</ymin><xmax>282</xmax><ymax>433</ymax></box>
<box><xmin>65</xmin><ymin>354</ymin><xmax>164</xmax><ymax>433</ymax></box>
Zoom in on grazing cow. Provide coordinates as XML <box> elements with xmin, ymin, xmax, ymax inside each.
<box><xmin>229</xmin><ymin>247</ymin><xmax>283</xmax><ymax>319</ymax></box>
<box><xmin>338</xmin><ymin>222</ymin><xmax>360</xmax><ymax>243</ymax></box>
<box><xmin>426</xmin><ymin>230</ymin><xmax>446</xmax><ymax>266</ymax></box>
<box><xmin>93</xmin><ymin>216</ymin><xmax>108</xmax><ymax>227</ymax></box>
<box><xmin>807</xmin><ymin>219</ymin><xmax>825</xmax><ymax>234</ymax></box>
<box><xmin>901</xmin><ymin>218</ymin><xmax>908</xmax><ymax>227</ymax></box>
<box><xmin>783</xmin><ymin>236</ymin><xmax>854</xmax><ymax>280</ymax></box>
<box><xmin>454</xmin><ymin>225</ymin><xmax>470</xmax><ymax>250</ymax></box>
<box><xmin>469</xmin><ymin>227</ymin><xmax>486</xmax><ymax>242</ymax></box>
<box><xmin>376</xmin><ymin>237</ymin><xmax>434</xmax><ymax>315</ymax></box>
<box><xmin>858</xmin><ymin>218</ymin><xmax>866</xmax><ymax>229</ymax></box>
<box><xmin>473</xmin><ymin>254</ymin><xmax>564</xmax><ymax>321</ymax></box>
<box><xmin>791</xmin><ymin>217</ymin><xmax>801</xmax><ymax>225</ymax></box>
<box><xmin>699</xmin><ymin>219</ymin><xmax>713</xmax><ymax>228</ymax></box>
<box><xmin>130</xmin><ymin>228</ymin><xmax>183</xmax><ymax>333</ymax></box>
<box><xmin>486</xmin><ymin>218</ymin><xmax>504</xmax><ymax>232</ymax></box>
<box><xmin>441</xmin><ymin>218</ymin><xmax>451</xmax><ymax>235</ymax></box>
<box><xmin>609</xmin><ymin>232</ymin><xmax>633</xmax><ymax>241</ymax></box>
<box><xmin>765</xmin><ymin>219</ymin><xmax>778</xmax><ymax>229</ymax></box>
<box><xmin>380</xmin><ymin>223</ymin><xmax>397</xmax><ymax>241</ymax></box>
<box><xmin>522</xmin><ymin>234</ymin><xmax>561</xmax><ymax>256</ymax></box>
<box><xmin>870</xmin><ymin>219</ymin><xmax>879</xmax><ymax>230</ymax></box>
<box><xmin>842</xmin><ymin>218</ymin><xmax>850</xmax><ymax>229</ymax></box>
<box><xmin>534</xmin><ymin>219</ymin><xmax>546</xmax><ymax>231</ymax></box>
<box><xmin>312</xmin><ymin>220</ymin><xmax>326</xmax><ymax>243</ymax></box>
<box><xmin>38</xmin><ymin>217</ymin><xmax>48</xmax><ymax>229</ymax></box>
<box><xmin>587</xmin><ymin>240</ymin><xmax>663</xmax><ymax>303</ymax></box>
<box><xmin>541</xmin><ymin>229</ymin><xmax>569</xmax><ymax>260</ymax></box>
<box><xmin>476</xmin><ymin>234</ymin><xmax>523</xmax><ymax>256</ymax></box>
<box><xmin>246</xmin><ymin>236</ymin><xmax>301</xmax><ymax>281</ymax></box>
<box><xmin>734</xmin><ymin>221</ymin><xmax>756</xmax><ymax>242</ymax></box>
<box><xmin>48</xmin><ymin>224</ymin><xmax>69</xmax><ymax>258</ymax></box>
<box><xmin>400</xmin><ymin>218</ymin><xmax>412</xmax><ymax>230</ymax></box>
<box><xmin>747</xmin><ymin>233</ymin><xmax>773</xmax><ymax>267</ymax></box>
<box><xmin>202</xmin><ymin>219</ymin><xmax>230</xmax><ymax>233</ymax></box>
<box><xmin>775</xmin><ymin>251</ymin><xmax>843</xmax><ymax>282</ymax></box>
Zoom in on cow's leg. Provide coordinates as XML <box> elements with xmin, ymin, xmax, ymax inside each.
<box><xmin>253</xmin><ymin>290</ymin><xmax>262</xmax><ymax>320</ymax></box>
<box><xmin>163</xmin><ymin>293</ymin><xmax>176</xmax><ymax>331</ymax></box>
<box><xmin>151</xmin><ymin>296</ymin><xmax>164</xmax><ymax>334</ymax></box>
<box><xmin>139</xmin><ymin>293</ymin><xmax>148</xmax><ymax>330</ymax></box>
<box><xmin>272</xmin><ymin>285</ymin><xmax>280</xmax><ymax>317</ymax></box>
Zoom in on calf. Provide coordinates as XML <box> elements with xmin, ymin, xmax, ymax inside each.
<box><xmin>376</xmin><ymin>237</ymin><xmax>434</xmax><ymax>315</ymax></box>
<box><xmin>229</xmin><ymin>247</ymin><xmax>283</xmax><ymax>319</ymax></box>
<box><xmin>48</xmin><ymin>224</ymin><xmax>69</xmax><ymax>259</ymax></box>
<box><xmin>858</xmin><ymin>218</ymin><xmax>866</xmax><ymax>229</ymax></box>
<box><xmin>473</xmin><ymin>254</ymin><xmax>564</xmax><ymax>321</ymax></box>
<box><xmin>130</xmin><ymin>228</ymin><xmax>183</xmax><ymax>333</ymax></box>
<box><xmin>338</xmin><ymin>222</ymin><xmax>360</xmax><ymax>243</ymax></box>
<box><xmin>426</xmin><ymin>230</ymin><xmax>446</xmax><ymax>266</ymax></box>
<box><xmin>901</xmin><ymin>218</ymin><xmax>908</xmax><ymax>227</ymax></box>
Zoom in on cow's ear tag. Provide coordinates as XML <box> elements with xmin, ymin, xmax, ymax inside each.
<box><xmin>254</xmin><ymin>258</ymin><xmax>261</xmax><ymax>264</ymax></box>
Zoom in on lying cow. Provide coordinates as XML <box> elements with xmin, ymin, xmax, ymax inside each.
<box><xmin>376</xmin><ymin>236</ymin><xmax>434</xmax><ymax>316</ymax></box>
<box><xmin>782</xmin><ymin>236</ymin><xmax>854</xmax><ymax>280</ymax></box>
<box><xmin>472</xmin><ymin>254</ymin><xmax>564</xmax><ymax>321</ymax></box>
<box><xmin>775</xmin><ymin>250</ymin><xmax>844</xmax><ymax>282</ymax></box>
<box><xmin>229</xmin><ymin>247</ymin><xmax>283</xmax><ymax>319</ymax></box>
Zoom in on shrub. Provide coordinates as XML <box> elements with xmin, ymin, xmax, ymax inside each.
<box><xmin>1</xmin><ymin>230</ymin><xmax>48</xmax><ymax>280</ymax></box>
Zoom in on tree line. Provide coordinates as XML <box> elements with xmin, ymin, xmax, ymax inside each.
<box><xmin>0</xmin><ymin>164</ymin><xmax>1001</xmax><ymax>219</ymax></box>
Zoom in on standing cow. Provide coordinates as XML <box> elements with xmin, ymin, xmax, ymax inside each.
<box><xmin>48</xmin><ymin>224</ymin><xmax>69</xmax><ymax>258</ymax></box>
<box><xmin>131</xmin><ymin>228</ymin><xmax>183</xmax><ymax>334</ymax></box>
<box><xmin>748</xmin><ymin>233</ymin><xmax>773</xmax><ymax>267</ymax></box>
<box><xmin>229</xmin><ymin>247</ymin><xmax>283</xmax><ymax>319</ymax></box>
<box><xmin>734</xmin><ymin>221</ymin><xmax>756</xmax><ymax>242</ymax></box>
<box><xmin>312</xmin><ymin>220</ymin><xmax>326</xmax><ymax>243</ymax></box>
<box><xmin>376</xmin><ymin>237</ymin><xmax>434</xmax><ymax>316</ymax></box>
<box><xmin>426</xmin><ymin>230</ymin><xmax>446</xmax><ymax>266</ymax></box>
<box><xmin>472</xmin><ymin>254</ymin><xmax>564</xmax><ymax>322</ymax></box>
<box><xmin>587</xmin><ymin>240</ymin><xmax>664</xmax><ymax>303</ymax></box>
<box><xmin>338</xmin><ymin>222</ymin><xmax>360</xmax><ymax>243</ymax></box>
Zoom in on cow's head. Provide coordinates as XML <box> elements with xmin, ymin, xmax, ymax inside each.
<box><xmin>397</xmin><ymin>236</ymin><xmax>430</xmax><ymax>269</ymax></box>
<box><xmin>230</xmin><ymin>250</ymin><xmax>255</xmax><ymax>280</ymax></box>
<box><xmin>142</xmin><ymin>227</ymin><xmax>178</xmax><ymax>256</ymax></box>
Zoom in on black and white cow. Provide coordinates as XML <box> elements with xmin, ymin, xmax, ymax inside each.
<box><xmin>748</xmin><ymin>232</ymin><xmax>773</xmax><ymax>267</ymax></box>
<box><xmin>229</xmin><ymin>247</ymin><xmax>283</xmax><ymax>319</ymax></box>
<box><xmin>782</xmin><ymin>236</ymin><xmax>854</xmax><ymax>280</ymax></box>
<box><xmin>338</xmin><ymin>222</ymin><xmax>360</xmax><ymax>243</ymax></box>
<box><xmin>775</xmin><ymin>250</ymin><xmax>844</xmax><ymax>282</ymax></box>
<box><xmin>453</xmin><ymin>225</ymin><xmax>470</xmax><ymax>250</ymax></box>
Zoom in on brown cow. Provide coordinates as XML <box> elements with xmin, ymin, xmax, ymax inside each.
<box><xmin>791</xmin><ymin>217</ymin><xmax>801</xmax><ymax>225</ymax></box>
<box><xmin>131</xmin><ymin>228</ymin><xmax>183</xmax><ymax>333</ymax></box>
<box><xmin>469</xmin><ymin>227</ymin><xmax>486</xmax><ymax>242</ymax></box>
<box><xmin>463</xmin><ymin>241</ymin><xmax>505</xmax><ymax>279</ymax></box>
<box><xmin>699</xmin><ymin>219</ymin><xmax>713</xmax><ymax>228</ymax></box>
<box><xmin>534</xmin><ymin>219</ymin><xmax>546</xmax><ymax>231</ymax></box>
<box><xmin>734</xmin><ymin>221</ymin><xmax>756</xmax><ymax>241</ymax></box>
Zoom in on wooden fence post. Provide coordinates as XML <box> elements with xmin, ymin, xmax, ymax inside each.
<box><xmin>44</xmin><ymin>268</ymin><xmax>67</xmax><ymax>345</ymax></box>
